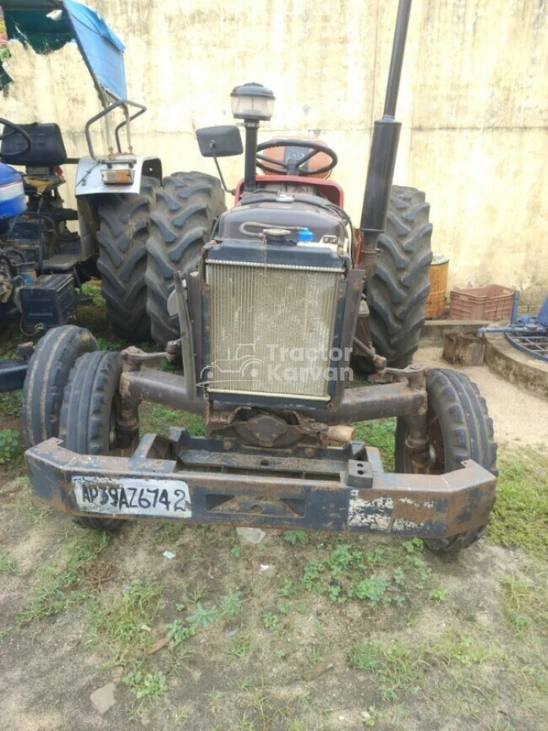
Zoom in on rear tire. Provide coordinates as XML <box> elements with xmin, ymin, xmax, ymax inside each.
<box><xmin>354</xmin><ymin>186</ymin><xmax>433</xmax><ymax>373</ymax></box>
<box><xmin>145</xmin><ymin>171</ymin><xmax>225</xmax><ymax>348</ymax></box>
<box><xmin>21</xmin><ymin>325</ymin><xmax>98</xmax><ymax>447</ymax></box>
<box><xmin>395</xmin><ymin>368</ymin><xmax>497</xmax><ymax>553</ymax></box>
<box><xmin>59</xmin><ymin>351</ymin><xmax>126</xmax><ymax>533</ymax></box>
<box><xmin>97</xmin><ymin>176</ymin><xmax>159</xmax><ymax>342</ymax></box>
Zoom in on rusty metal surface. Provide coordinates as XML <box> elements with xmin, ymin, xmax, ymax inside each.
<box><xmin>120</xmin><ymin>368</ymin><xmax>206</xmax><ymax>414</ymax></box>
<box><xmin>306</xmin><ymin>381</ymin><xmax>426</xmax><ymax>423</ymax></box>
<box><xmin>120</xmin><ymin>369</ymin><xmax>426</xmax><ymax>426</ymax></box>
<box><xmin>25</xmin><ymin>434</ymin><xmax>496</xmax><ymax>538</ymax></box>
<box><xmin>207</xmin><ymin>408</ymin><xmax>355</xmax><ymax>449</ymax></box>
<box><xmin>334</xmin><ymin>268</ymin><xmax>365</xmax><ymax>405</ymax></box>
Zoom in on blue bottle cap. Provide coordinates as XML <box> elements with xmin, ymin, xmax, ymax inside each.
<box><xmin>298</xmin><ymin>227</ymin><xmax>313</xmax><ymax>242</ymax></box>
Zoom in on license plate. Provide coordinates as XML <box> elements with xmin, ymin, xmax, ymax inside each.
<box><xmin>72</xmin><ymin>476</ymin><xmax>192</xmax><ymax>517</ymax></box>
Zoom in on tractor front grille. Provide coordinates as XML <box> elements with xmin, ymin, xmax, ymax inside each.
<box><xmin>204</xmin><ymin>258</ymin><xmax>344</xmax><ymax>402</ymax></box>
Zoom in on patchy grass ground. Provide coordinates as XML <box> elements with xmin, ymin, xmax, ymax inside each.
<box><xmin>1</xmin><ymin>290</ymin><xmax>547</xmax><ymax>730</ymax></box>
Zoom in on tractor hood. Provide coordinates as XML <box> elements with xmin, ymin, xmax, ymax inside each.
<box><xmin>217</xmin><ymin>191</ymin><xmax>347</xmax><ymax>245</ymax></box>
<box><xmin>0</xmin><ymin>0</ymin><xmax>127</xmax><ymax>102</ymax></box>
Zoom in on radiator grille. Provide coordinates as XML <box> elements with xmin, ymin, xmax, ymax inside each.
<box><xmin>205</xmin><ymin>260</ymin><xmax>343</xmax><ymax>400</ymax></box>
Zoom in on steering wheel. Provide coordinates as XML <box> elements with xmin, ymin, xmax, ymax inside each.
<box><xmin>256</xmin><ymin>138</ymin><xmax>337</xmax><ymax>176</ymax></box>
<box><xmin>0</xmin><ymin>118</ymin><xmax>32</xmax><ymax>157</ymax></box>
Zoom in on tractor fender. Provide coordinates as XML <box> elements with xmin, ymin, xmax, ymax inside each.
<box><xmin>75</xmin><ymin>155</ymin><xmax>162</xmax><ymax>197</ymax></box>
<box><xmin>75</xmin><ymin>156</ymin><xmax>162</xmax><ymax>259</ymax></box>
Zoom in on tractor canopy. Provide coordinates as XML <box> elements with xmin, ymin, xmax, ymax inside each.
<box><xmin>0</xmin><ymin>0</ymin><xmax>127</xmax><ymax>103</ymax></box>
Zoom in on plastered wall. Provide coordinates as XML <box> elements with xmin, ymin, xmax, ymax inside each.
<box><xmin>2</xmin><ymin>0</ymin><xmax>546</xmax><ymax>303</ymax></box>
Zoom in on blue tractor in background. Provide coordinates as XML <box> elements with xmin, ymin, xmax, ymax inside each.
<box><xmin>0</xmin><ymin>119</ymin><xmax>80</xmax><ymax>333</ymax></box>
<box><xmin>0</xmin><ymin>0</ymin><xmax>173</xmax><ymax>391</ymax></box>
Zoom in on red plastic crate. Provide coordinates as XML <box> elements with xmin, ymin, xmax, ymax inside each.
<box><xmin>449</xmin><ymin>285</ymin><xmax>516</xmax><ymax>321</ymax></box>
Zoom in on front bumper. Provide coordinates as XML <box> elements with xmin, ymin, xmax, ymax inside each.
<box><xmin>25</xmin><ymin>430</ymin><xmax>496</xmax><ymax>538</ymax></box>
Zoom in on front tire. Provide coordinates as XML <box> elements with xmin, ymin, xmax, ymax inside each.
<box><xmin>395</xmin><ymin>369</ymin><xmax>497</xmax><ymax>553</ymax></box>
<box><xmin>22</xmin><ymin>325</ymin><xmax>98</xmax><ymax>447</ymax></box>
<box><xmin>96</xmin><ymin>176</ymin><xmax>158</xmax><ymax>342</ymax></box>
<box><xmin>145</xmin><ymin>171</ymin><xmax>225</xmax><ymax>349</ymax></box>
<box><xmin>59</xmin><ymin>351</ymin><xmax>127</xmax><ymax>533</ymax></box>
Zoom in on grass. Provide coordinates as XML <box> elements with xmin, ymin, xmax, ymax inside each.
<box><xmin>166</xmin><ymin>618</ymin><xmax>194</xmax><ymax>649</ymax></box>
<box><xmin>186</xmin><ymin>601</ymin><xmax>219</xmax><ymax>629</ymax></box>
<box><xmin>354</xmin><ymin>418</ymin><xmax>396</xmax><ymax>470</ymax></box>
<box><xmin>234</xmin><ymin>679</ymin><xmax>311</xmax><ymax>731</ymax></box>
<box><xmin>220</xmin><ymin>592</ymin><xmax>242</xmax><ymax>621</ymax></box>
<box><xmin>500</xmin><ymin>573</ymin><xmax>548</xmax><ymax>636</ymax></box>
<box><xmin>0</xmin><ymin>553</ymin><xmax>17</xmax><ymax>573</ymax></box>
<box><xmin>349</xmin><ymin>629</ymin><xmax>497</xmax><ymax>701</ymax></box>
<box><xmin>487</xmin><ymin>448</ymin><xmax>548</xmax><ymax>558</ymax></box>
<box><xmin>80</xmin><ymin>280</ymin><xmax>105</xmax><ymax>308</ymax></box>
<box><xmin>307</xmin><ymin>647</ymin><xmax>321</xmax><ymax>666</ymax></box>
<box><xmin>18</xmin><ymin>531</ymin><xmax>111</xmax><ymax>624</ymax></box>
<box><xmin>262</xmin><ymin>611</ymin><xmax>279</xmax><ymax>632</ymax></box>
<box><xmin>296</xmin><ymin>537</ymin><xmax>431</xmax><ymax>606</ymax></box>
<box><xmin>349</xmin><ymin>640</ymin><xmax>426</xmax><ymax>699</ymax></box>
<box><xmin>140</xmin><ymin>403</ymin><xmax>205</xmax><ymax>438</ymax></box>
<box><xmin>0</xmin><ymin>390</ymin><xmax>23</xmax><ymax>417</ymax></box>
<box><xmin>284</xmin><ymin>530</ymin><xmax>308</xmax><ymax>547</ymax></box>
<box><xmin>0</xmin><ymin>427</ymin><xmax>22</xmax><ymax>465</ymax></box>
<box><xmin>86</xmin><ymin>580</ymin><xmax>162</xmax><ymax>665</ymax></box>
<box><xmin>228</xmin><ymin>636</ymin><xmax>251</xmax><ymax>660</ymax></box>
<box><xmin>10</xmin><ymin>476</ymin><xmax>52</xmax><ymax>525</ymax></box>
<box><xmin>154</xmin><ymin>522</ymin><xmax>186</xmax><ymax>544</ymax></box>
<box><xmin>123</xmin><ymin>668</ymin><xmax>167</xmax><ymax>701</ymax></box>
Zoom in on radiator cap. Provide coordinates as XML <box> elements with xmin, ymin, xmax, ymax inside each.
<box><xmin>263</xmin><ymin>228</ymin><xmax>295</xmax><ymax>246</ymax></box>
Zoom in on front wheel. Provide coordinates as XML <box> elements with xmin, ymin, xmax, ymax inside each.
<box><xmin>395</xmin><ymin>368</ymin><xmax>497</xmax><ymax>553</ymax></box>
<box><xmin>22</xmin><ymin>325</ymin><xmax>98</xmax><ymax>447</ymax></box>
<box><xmin>59</xmin><ymin>351</ymin><xmax>132</xmax><ymax>533</ymax></box>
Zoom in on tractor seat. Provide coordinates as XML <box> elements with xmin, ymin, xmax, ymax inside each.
<box><xmin>0</xmin><ymin>123</ymin><xmax>68</xmax><ymax>167</ymax></box>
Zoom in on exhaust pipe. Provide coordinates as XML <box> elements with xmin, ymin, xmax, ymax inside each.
<box><xmin>359</xmin><ymin>0</ymin><xmax>413</xmax><ymax>260</ymax></box>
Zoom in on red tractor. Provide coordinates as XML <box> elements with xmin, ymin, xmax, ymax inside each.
<box><xmin>22</xmin><ymin>0</ymin><xmax>496</xmax><ymax>553</ymax></box>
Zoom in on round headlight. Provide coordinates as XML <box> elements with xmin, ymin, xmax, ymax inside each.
<box><xmin>230</xmin><ymin>82</ymin><xmax>275</xmax><ymax>122</ymax></box>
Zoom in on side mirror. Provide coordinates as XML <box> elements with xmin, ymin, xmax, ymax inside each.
<box><xmin>196</xmin><ymin>125</ymin><xmax>243</xmax><ymax>158</ymax></box>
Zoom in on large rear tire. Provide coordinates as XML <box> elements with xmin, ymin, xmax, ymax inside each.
<box><xmin>21</xmin><ymin>325</ymin><xmax>98</xmax><ymax>447</ymax></box>
<box><xmin>96</xmin><ymin>176</ymin><xmax>159</xmax><ymax>342</ymax></box>
<box><xmin>59</xmin><ymin>351</ymin><xmax>126</xmax><ymax>533</ymax></box>
<box><xmin>354</xmin><ymin>186</ymin><xmax>433</xmax><ymax>373</ymax></box>
<box><xmin>395</xmin><ymin>369</ymin><xmax>497</xmax><ymax>553</ymax></box>
<box><xmin>145</xmin><ymin>171</ymin><xmax>225</xmax><ymax>349</ymax></box>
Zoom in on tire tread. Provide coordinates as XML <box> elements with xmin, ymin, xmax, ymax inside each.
<box><xmin>145</xmin><ymin>171</ymin><xmax>225</xmax><ymax>348</ymax></box>
<box><xmin>395</xmin><ymin>368</ymin><xmax>497</xmax><ymax>553</ymax></box>
<box><xmin>97</xmin><ymin>176</ymin><xmax>158</xmax><ymax>341</ymax></box>
<box><xmin>59</xmin><ymin>351</ymin><xmax>124</xmax><ymax>533</ymax></box>
<box><xmin>367</xmin><ymin>186</ymin><xmax>433</xmax><ymax>368</ymax></box>
<box><xmin>21</xmin><ymin>325</ymin><xmax>98</xmax><ymax>447</ymax></box>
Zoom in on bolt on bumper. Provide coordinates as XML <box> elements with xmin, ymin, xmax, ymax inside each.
<box><xmin>24</xmin><ymin>432</ymin><xmax>496</xmax><ymax>538</ymax></box>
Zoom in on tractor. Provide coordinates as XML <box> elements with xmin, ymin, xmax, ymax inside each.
<box><xmin>0</xmin><ymin>0</ymin><xmax>223</xmax><ymax>393</ymax></box>
<box><xmin>22</xmin><ymin>0</ymin><xmax>497</xmax><ymax>553</ymax></box>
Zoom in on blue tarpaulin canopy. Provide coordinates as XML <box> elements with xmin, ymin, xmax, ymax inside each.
<box><xmin>0</xmin><ymin>0</ymin><xmax>127</xmax><ymax>102</ymax></box>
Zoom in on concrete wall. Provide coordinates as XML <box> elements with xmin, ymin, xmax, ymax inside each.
<box><xmin>2</xmin><ymin>0</ymin><xmax>547</xmax><ymax>304</ymax></box>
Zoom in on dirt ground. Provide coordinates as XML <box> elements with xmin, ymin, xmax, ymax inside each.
<box><xmin>0</xmin><ymin>323</ymin><xmax>547</xmax><ymax>730</ymax></box>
